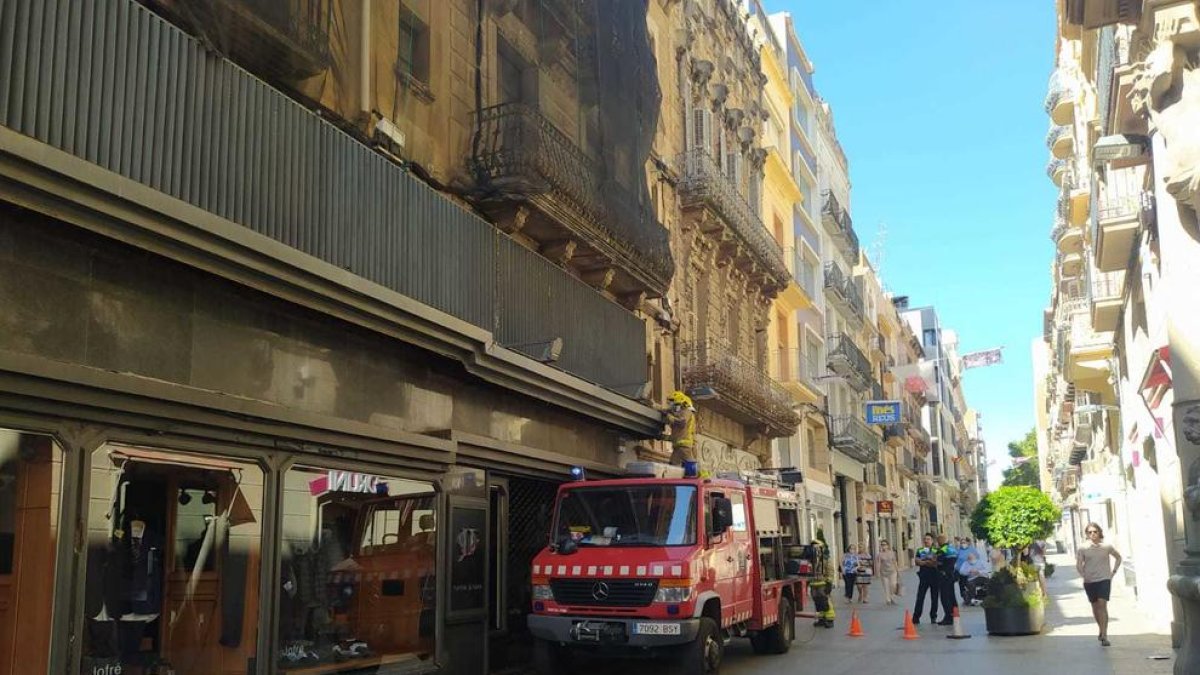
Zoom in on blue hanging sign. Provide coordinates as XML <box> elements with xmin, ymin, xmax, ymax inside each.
<box><xmin>864</xmin><ymin>400</ymin><xmax>902</xmax><ymax>425</ymax></box>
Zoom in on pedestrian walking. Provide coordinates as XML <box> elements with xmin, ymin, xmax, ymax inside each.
<box><xmin>934</xmin><ymin>533</ymin><xmax>958</xmax><ymax>625</ymax></box>
<box><xmin>877</xmin><ymin>540</ymin><xmax>900</xmax><ymax>605</ymax></box>
<box><xmin>912</xmin><ymin>533</ymin><xmax>940</xmax><ymax>625</ymax></box>
<box><xmin>1076</xmin><ymin>523</ymin><xmax>1123</xmax><ymax>647</ymax></box>
<box><xmin>842</xmin><ymin>545</ymin><xmax>861</xmax><ymax>604</ymax></box>
<box><xmin>855</xmin><ymin>548</ymin><xmax>873</xmax><ymax>604</ymax></box>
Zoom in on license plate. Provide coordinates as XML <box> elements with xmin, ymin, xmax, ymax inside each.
<box><xmin>633</xmin><ymin>622</ymin><xmax>681</xmax><ymax>636</ymax></box>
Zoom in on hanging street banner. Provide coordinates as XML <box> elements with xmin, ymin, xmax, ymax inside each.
<box><xmin>890</xmin><ymin>361</ymin><xmax>940</xmax><ymax>402</ymax></box>
<box><xmin>865</xmin><ymin>400</ymin><xmax>902</xmax><ymax>424</ymax></box>
<box><xmin>962</xmin><ymin>347</ymin><xmax>1004</xmax><ymax>370</ymax></box>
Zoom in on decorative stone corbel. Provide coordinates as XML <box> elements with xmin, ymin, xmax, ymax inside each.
<box><xmin>691</xmin><ymin>58</ymin><xmax>715</xmax><ymax>87</ymax></box>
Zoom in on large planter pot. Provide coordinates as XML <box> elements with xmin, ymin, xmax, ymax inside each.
<box><xmin>984</xmin><ymin>604</ymin><xmax>1045</xmax><ymax>636</ymax></box>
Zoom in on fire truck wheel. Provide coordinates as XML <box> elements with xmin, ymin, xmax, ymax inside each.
<box><xmin>673</xmin><ymin>616</ymin><xmax>722</xmax><ymax>674</ymax></box>
<box><xmin>531</xmin><ymin>639</ymin><xmax>569</xmax><ymax>675</ymax></box>
<box><xmin>752</xmin><ymin>597</ymin><xmax>795</xmax><ymax>655</ymax></box>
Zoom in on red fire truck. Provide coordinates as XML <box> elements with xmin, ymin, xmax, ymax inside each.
<box><xmin>527</xmin><ymin>463</ymin><xmax>811</xmax><ymax>674</ymax></box>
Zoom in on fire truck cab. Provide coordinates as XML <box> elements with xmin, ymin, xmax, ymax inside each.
<box><xmin>527</xmin><ymin>463</ymin><xmax>809</xmax><ymax>674</ymax></box>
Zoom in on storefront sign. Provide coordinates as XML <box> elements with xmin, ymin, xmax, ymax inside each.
<box><xmin>308</xmin><ymin>470</ymin><xmax>385</xmax><ymax>495</ymax></box>
<box><xmin>877</xmin><ymin>500</ymin><xmax>894</xmax><ymax>514</ymax></box>
<box><xmin>449</xmin><ymin>506</ymin><xmax>487</xmax><ymax>613</ymax></box>
<box><xmin>865</xmin><ymin>401</ymin><xmax>901</xmax><ymax>424</ymax></box>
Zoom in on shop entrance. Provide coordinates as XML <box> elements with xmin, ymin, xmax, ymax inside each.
<box><xmin>486</xmin><ymin>476</ymin><xmax>558</xmax><ymax>672</ymax></box>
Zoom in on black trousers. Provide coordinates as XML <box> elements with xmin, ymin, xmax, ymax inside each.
<box><xmin>913</xmin><ymin>573</ymin><xmax>939</xmax><ymax>620</ymax></box>
<box><xmin>843</xmin><ymin>573</ymin><xmax>858</xmax><ymax>599</ymax></box>
<box><xmin>938</xmin><ymin>572</ymin><xmax>958</xmax><ymax>618</ymax></box>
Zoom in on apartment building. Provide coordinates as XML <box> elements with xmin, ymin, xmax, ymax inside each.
<box><xmin>1037</xmin><ymin>0</ymin><xmax>1200</xmax><ymax>650</ymax></box>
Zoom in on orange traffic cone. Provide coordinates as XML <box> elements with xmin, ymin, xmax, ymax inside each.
<box><xmin>902</xmin><ymin>610</ymin><xmax>920</xmax><ymax>640</ymax></box>
<box><xmin>947</xmin><ymin>605</ymin><xmax>972</xmax><ymax>640</ymax></box>
<box><xmin>847</xmin><ymin>610</ymin><xmax>864</xmax><ymax>638</ymax></box>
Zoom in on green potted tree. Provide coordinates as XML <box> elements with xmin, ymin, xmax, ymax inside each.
<box><xmin>969</xmin><ymin>486</ymin><xmax>1061</xmax><ymax>636</ymax></box>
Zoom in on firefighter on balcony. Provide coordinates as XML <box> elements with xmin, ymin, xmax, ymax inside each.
<box><xmin>809</xmin><ymin>538</ymin><xmax>836</xmax><ymax>628</ymax></box>
<box><xmin>662</xmin><ymin>391</ymin><xmax>697</xmax><ymax>468</ymax></box>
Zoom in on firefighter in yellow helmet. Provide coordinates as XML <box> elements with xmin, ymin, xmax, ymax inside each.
<box><xmin>809</xmin><ymin>538</ymin><xmax>836</xmax><ymax>628</ymax></box>
<box><xmin>663</xmin><ymin>391</ymin><xmax>697</xmax><ymax>467</ymax></box>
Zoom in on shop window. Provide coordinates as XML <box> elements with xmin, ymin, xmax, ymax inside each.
<box><xmin>0</xmin><ymin>429</ymin><xmax>62</xmax><ymax>675</ymax></box>
<box><xmin>278</xmin><ymin>465</ymin><xmax>437</xmax><ymax>672</ymax></box>
<box><xmin>81</xmin><ymin>445</ymin><xmax>264</xmax><ymax>675</ymax></box>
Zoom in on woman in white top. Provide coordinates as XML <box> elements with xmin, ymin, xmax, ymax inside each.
<box><xmin>876</xmin><ymin>540</ymin><xmax>900</xmax><ymax>605</ymax></box>
<box><xmin>1075</xmin><ymin>522</ymin><xmax>1123</xmax><ymax>647</ymax></box>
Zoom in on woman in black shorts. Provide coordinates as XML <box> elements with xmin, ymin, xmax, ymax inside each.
<box><xmin>1075</xmin><ymin>523</ymin><xmax>1123</xmax><ymax>646</ymax></box>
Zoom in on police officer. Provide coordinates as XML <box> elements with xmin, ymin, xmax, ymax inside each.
<box><xmin>809</xmin><ymin>539</ymin><xmax>836</xmax><ymax>628</ymax></box>
<box><xmin>912</xmin><ymin>533</ymin><xmax>940</xmax><ymax>625</ymax></box>
<box><xmin>934</xmin><ymin>533</ymin><xmax>959</xmax><ymax>625</ymax></box>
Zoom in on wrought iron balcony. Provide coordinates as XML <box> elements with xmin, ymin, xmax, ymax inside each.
<box><xmin>150</xmin><ymin>0</ymin><xmax>334</xmax><ymax>81</ymax></box>
<box><xmin>823</xmin><ymin>262</ymin><xmax>866</xmax><ymax>326</ymax></box>
<box><xmin>826</xmin><ymin>334</ymin><xmax>872</xmax><ymax>392</ymax></box>
<box><xmin>678</xmin><ymin>150</ymin><xmax>789</xmax><ymax>289</ymax></box>
<box><xmin>680</xmin><ymin>340</ymin><xmax>801</xmax><ymax>438</ymax></box>
<box><xmin>1046</xmin><ymin>124</ymin><xmax>1074</xmax><ymax>159</ymax></box>
<box><xmin>1047</xmin><ymin>158</ymin><xmax>1070</xmax><ymax>186</ymax></box>
<box><xmin>1092</xmin><ymin>168</ymin><xmax>1148</xmax><ymax>273</ymax></box>
<box><xmin>1044</xmin><ymin>68</ymin><xmax>1079</xmax><ymax>125</ymax></box>
<box><xmin>884</xmin><ymin>424</ymin><xmax>906</xmax><ymax>448</ymax></box>
<box><xmin>820</xmin><ymin>191</ymin><xmax>860</xmax><ymax>261</ymax></box>
<box><xmin>472</xmin><ymin>103</ymin><xmax>673</xmax><ymax>294</ymax></box>
<box><xmin>1090</xmin><ymin>271</ymin><xmax>1124</xmax><ymax>336</ymax></box>
<box><xmin>830</xmin><ymin>415</ymin><xmax>881</xmax><ymax>465</ymax></box>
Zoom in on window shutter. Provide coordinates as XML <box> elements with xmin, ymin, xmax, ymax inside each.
<box><xmin>691</xmin><ymin>107</ymin><xmax>712</xmax><ymax>153</ymax></box>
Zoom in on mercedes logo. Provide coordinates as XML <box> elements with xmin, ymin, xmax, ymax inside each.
<box><xmin>591</xmin><ymin>581</ymin><xmax>610</xmax><ymax>601</ymax></box>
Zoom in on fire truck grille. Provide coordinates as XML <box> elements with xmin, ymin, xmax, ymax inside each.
<box><xmin>550</xmin><ymin>579</ymin><xmax>659</xmax><ymax>607</ymax></box>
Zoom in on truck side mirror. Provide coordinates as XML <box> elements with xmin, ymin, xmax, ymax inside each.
<box><xmin>710</xmin><ymin>497</ymin><xmax>733</xmax><ymax>536</ymax></box>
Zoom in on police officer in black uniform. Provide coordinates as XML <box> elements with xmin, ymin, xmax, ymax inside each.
<box><xmin>934</xmin><ymin>533</ymin><xmax>958</xmax><ymax>625</ymax></box>
<box><xmin>912</xmin><ymin>533</ymin><xmax>940</xmax><ymax>625</ymax></box>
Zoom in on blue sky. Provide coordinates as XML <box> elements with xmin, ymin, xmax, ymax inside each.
<box><xmin>771</xmin><ymin>0</ymin><xmax>1058</xmax><ymax>486</ymax></box>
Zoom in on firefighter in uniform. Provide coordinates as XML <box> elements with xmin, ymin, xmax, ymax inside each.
<box><xmin>809</xmin><ymin>539</ymin><xmax>836</xmax><ymax>628</ymax></box>
<box><xmin>663</xmin><ymin>391</ymin><xmax>697</xmax><ymax>467</ymax></box>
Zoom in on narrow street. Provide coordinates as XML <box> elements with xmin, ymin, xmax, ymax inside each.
<box><xmin>550</xmin><ymin>554</ymin><xmax>1171</xmax><ymax>674</ymax></box>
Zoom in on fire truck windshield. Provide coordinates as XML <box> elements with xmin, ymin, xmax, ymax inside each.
<box><xmin>553</xmin><ymin>485</ymin><xmax>698</xmax><ymax>547</ymax></box>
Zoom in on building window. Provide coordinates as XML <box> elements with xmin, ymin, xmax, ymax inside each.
<box><xmin>497</xmin><ymin>38</ymin><xmax>532</xmax><ymax>105</ymax></box>
<box><xmin>81</xmin><ymin>445</ymin><xmax>264</xmax><ymax>674</ymax></box>
<box><xmin>278</xmin><ymin>465</ymin><xmax>437</xmax><ymax>670</ymax></box>
<box><xmin>397</xmin><ymin>7</ymin><xmax>432</xmax><ymax>99</ymax></box>
<box><xmin>923</xmin><ymin>329</ymin><xmax>937</xmax><ymax>348</ymax></box>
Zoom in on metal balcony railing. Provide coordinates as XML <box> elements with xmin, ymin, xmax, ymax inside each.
<box><xmin>1044</xmin><ymin>68</ymin><xmax>1079</xmax><ymax>115</ymax></box>
<box><xmin>1090</xmin><ymin>270</ymin><xmax>1125</xmax><ymax>302</ymax></box>
<box><xmin>680</xmin><ymin>339</ymin><xmax>801</xmax><ymax>437</ymax></box>
<box><xmin>820</xmin><ymin>190</ymin><xmax>860</xmax><ymax>261</ymax></box>
<box><xmin>1047</xmin><ymin>158</ymin><xmax>1070</xmax><ymax>183</ymax></box>
<box><xmin>826</xmin><ymin>334</ymin><xmax>872</xmax><ymax>391</ymax></box>
<box><xmin>678</xmin><ymin>150</ymin><xmax>789</xmax><ymax>284</ymax></box>
<box><xmin>473</xmin><ymin>103</ymin><xmax>672</xmax><ymax>288</ymax></box>
<box><xmin>823</xmin><ymin>262</ymin><xmax>866</xmax><ymax>322</ymax></box>
<box><xmin>1045</xmin><ymin>124</ymin><xmax>1073</xmax><ymax>151</ymax></box>
<box><xmin>1050</xmin><ymin>214</ymin><xmax>1069</xmax><ymax>242</ymax></box>
<box><xmin>830</xmin><ymin>415</ymin><xmax>881</xmax><ymax>465</ymax></box>
<box><xmin>182</xmin><ymin>0</ymin><xmax>334</xmax><ymax>80</ymax></box>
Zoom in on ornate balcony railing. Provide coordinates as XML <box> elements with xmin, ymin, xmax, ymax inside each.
<box><xmin>1090</xmin><ymin>270</ymin><xmax>1125</xmax><ymax>302</ymax></box>
<box><xmin>159</xmin><ymin>0</ymin><xmax>334</xmax><ymax>80</ymax></box>
<box><xmin>1047</xmin><ymin>158</ymin><xmax>1070</xmax><ymax>184</ymax></box>
<box><xmin>820</xmin><ymin>190</ymin><xmax>860</xmax><ymax>261</ymax></box>
<box><xmin>823</xmin><ymin>262</ymin><xmax>866</xmax><ymax>323</ymax></box>
<box><xmin>473</xmin><ymin>103</ymin><xmax>673</xmax><ymax>291</ymax></box>
<box><xmin>830</xmin><ymin>415</ymin><xmax>881</xmax><ymax>465</ymax></box>
<box><xmin>826</xmin><ymin>334</ymin><xmax>872</xmax><ymax>391</ymax></box>
<box><xmin>678</xmin><ymin>150</ymin><xmax>789</xmax><ymax>286</ymax></box>
<box><xmin>680</xmin><ymin>339</ymin><xmax>801</xmax><ymax>438</ymax></box>
<box><xmin>1045</xmin><ymin>124</ymin><xmax>1073</xmax><ymax>152</ymax></box>
<box><xmin>1044</xmin><ymin>68</ymin><xmax>1079</xmax><ymax>116</ymax></box>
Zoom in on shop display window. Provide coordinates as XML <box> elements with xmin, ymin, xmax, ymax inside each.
<box><xmin>81</xmin><ymin>446</ymin><xmax>264</xmax><ymax>675</ymax></box>
<box><xmin>277</xmin><ymin>465</ymin><xmax>437</xmax><ymax>673</ymax></box>
<box><xmin>0</xmin><ymin>429</ymin><xmax>62</xmax><ymax>674</ymax></box>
